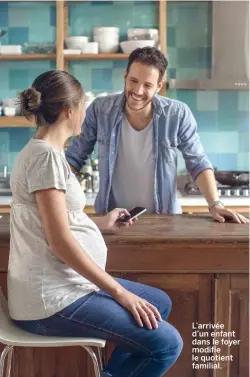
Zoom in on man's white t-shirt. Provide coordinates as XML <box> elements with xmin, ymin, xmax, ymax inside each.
<box><xmin>112</xmin><ymin>116</ymin><xmax>155</xmax><ymax>212</ymax></box>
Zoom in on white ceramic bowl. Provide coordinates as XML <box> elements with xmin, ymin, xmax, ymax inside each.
<box><xmin>81</xmin><ymin>42</ymin><xmax>98</xmax><ymax>54</ymax></box>
<box><xmin>99</xmin><ymin>42</ymin><xmax>119</xmax><ymax>53</ymax></box>
<box><xmin>94</xmin><ymin>36</ymin><xmax>119</xmax><ymax>53</ymax></box>
<box><xmin>94</xmin><ymin>27</ymin><xmax>119</xmax><ymax>35</ymax></box>
<box><xmin>94</xmin><ymin>34</ymin><xmax>119</xmax><ymax>42</ymax></box>
<box><xmin>128</xmin><ymin>28</ymin><xmax>159</xmax><ymax>42</ymax></box>
<box><xmin>2</xmin><ymin>98</ymin><xmax>20</xmax><ymax>115</ymax></box>
<box><xmin>65</xmin><ymin>36</ymin><xmax>88</xmax><ymax>49</ymax></box>
<box><xmin>120</xmin><ymin>40</ymin><xmax>155</xmax><ymax>54</ymax></box>
<box><xmin>3</xmin><ymin>107</ymin><xmax>16</xmax><ymax>116</ymax></box>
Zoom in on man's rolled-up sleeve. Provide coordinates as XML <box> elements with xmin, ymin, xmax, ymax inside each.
<box><xmin>177</xmin><ymin>104</ymin><xmax>213</xmax><ymax>181</ymax></box>
<box><xmin>66</xmin><ymin>101</ymin><xmax>98</xmax><ymax>172</ymax></box>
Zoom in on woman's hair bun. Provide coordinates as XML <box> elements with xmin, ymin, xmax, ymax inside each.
<box><xmin>18</xmin><ymin>87</ymin><xmax>41</xmax><ymax>120</ymax></box>
<box><xmin>17</xmin><ymin>70</ymin><xmax>83</xmax><ymax>127</ymax></box>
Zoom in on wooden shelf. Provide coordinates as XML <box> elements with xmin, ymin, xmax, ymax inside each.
<box><xmin>0</xmin><ymin>1</ymin><xmax>167</xmax><ymax>128</ymax></box>
<box><xmin>64</xmin><ymin>53</ymin><xmax>129</xmax><ymax>61</ymax></box>
<box><xmin>0</xmin><ymin>54</ymin><xmax>56</xmax><ymax>61</ymax></box>
<box><xmin>0</xmin><ymin>53</ymin><xmax>128</xmax><ymax>62</ymax></box>
<box><xmin>0</xmin><ymin>117</ymin><xmax>35</xmax><ymax>127</ymax></box>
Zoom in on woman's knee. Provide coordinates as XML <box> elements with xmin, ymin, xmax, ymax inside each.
<box><xmin>159</xmin><ymin>328</ymin><xmax>183</xmax><ymax>371</ymax></box>
<box><xmin>151</xmin><ymin>287</ymin><xmax>172</xmax><ymax>318</ymax></box>
<box><xmin>155</xmin><ymin>322</ymin><xmax>183</xmax><ymax>359</ymax></box>
<box><xmin>169</xmin><ymin>326</ymin><xmax>183</xmax><ymax>356</ymax></box>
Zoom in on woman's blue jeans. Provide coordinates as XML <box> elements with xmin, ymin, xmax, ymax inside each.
<box><xmin>15</xmin><ymin>278</ymin><xmax>183</xmax><ymax>377</ymax></box>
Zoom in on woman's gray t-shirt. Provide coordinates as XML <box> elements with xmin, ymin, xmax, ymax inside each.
<box><xmin>8</xmin><ymin>138</ymin><xmax>107</xmax><ymax>320</ymax></box>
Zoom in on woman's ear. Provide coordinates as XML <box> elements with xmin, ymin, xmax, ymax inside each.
<box><xmin>64</xmin><ymin>107</ymin><xmax>72</xmax><ymax>120</ymax></box>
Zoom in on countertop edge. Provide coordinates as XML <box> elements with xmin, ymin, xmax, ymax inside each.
<box><xmin>0</xmin><ymin>195</ymin><xmax>249</xmax><ymax>207</ymax></box>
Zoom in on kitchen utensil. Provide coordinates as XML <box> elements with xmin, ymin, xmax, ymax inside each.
<box><xmin>120</xmin><ymin>40</ymin><xmax>155</xmax><ymax>54</ymax></box>
<box><xmin>214</xmin><ymin>171</ymin><xmax>249</xmax><ymax>186</ymax></box>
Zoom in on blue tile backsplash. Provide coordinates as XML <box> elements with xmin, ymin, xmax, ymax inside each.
<box><xmin>0</xmin><ymin>1</ymin><xmax>249</xmax><ymax>173</ymax></box>
<box><xmin>68</xmin><ymin>0</ymin><xmax>157</xmax><ymax>41</ymax></box>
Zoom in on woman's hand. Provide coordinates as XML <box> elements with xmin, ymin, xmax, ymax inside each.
<box><xmin>100</xmin><ymin>208</ymin><xmax>136</xmax><ymax>232</ymax></box>
<box><xmin>114</xmin><ymin>288</ymin><xmax>162</xmax><ymax>329</ymax></box>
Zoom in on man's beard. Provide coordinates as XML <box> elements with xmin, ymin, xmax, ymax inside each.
<box><xmin>124</xmin><ymin>85</ymin><xmax>155</xmax><ymax>112</ymax></box>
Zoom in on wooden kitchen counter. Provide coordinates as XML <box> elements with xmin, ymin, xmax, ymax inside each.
<box><xmin>1</xmin><ymin>203</ymin><xmax>249</xmax><ymax>214</ymax></box>
<box><xmin>0</xmin><ymin>214</ymin><xmax>249</xmax><ymax>377</ymax></box>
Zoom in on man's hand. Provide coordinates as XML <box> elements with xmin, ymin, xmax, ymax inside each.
<box><xmin>210</xmin><ymin>206</ymin><xmax>249</xmax><ymax>224</ymax></box>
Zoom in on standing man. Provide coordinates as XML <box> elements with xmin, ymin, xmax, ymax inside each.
<box><xmin>66</xmin><ymin>47</ymin><xmax>248</xmax><ymax>224</ymax></box>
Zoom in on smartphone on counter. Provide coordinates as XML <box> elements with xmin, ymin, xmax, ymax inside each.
<box><xmin>117</xmin><ymin>206</ymin><xmax>147</xmax><ymax>223</ymax></box>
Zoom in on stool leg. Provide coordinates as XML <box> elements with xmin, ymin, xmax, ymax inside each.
<box><xmin>97</xmin><ymin>347</ymin><xmax>105</xmax><ymax>370</ymax></box>
<box><xmin>0</xmin><ymin>346</ymin><xmax>12</xmax><ymax>377</ymax></box>
<box><xmin>81</xmin><ymin>346</ymin><xmax>101</xmax><ymax>377</ymax></box>
<box><xmin>6</xmin><ymin>347</ymin><xmax>13</xmax><ymax>377</ymax></box>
